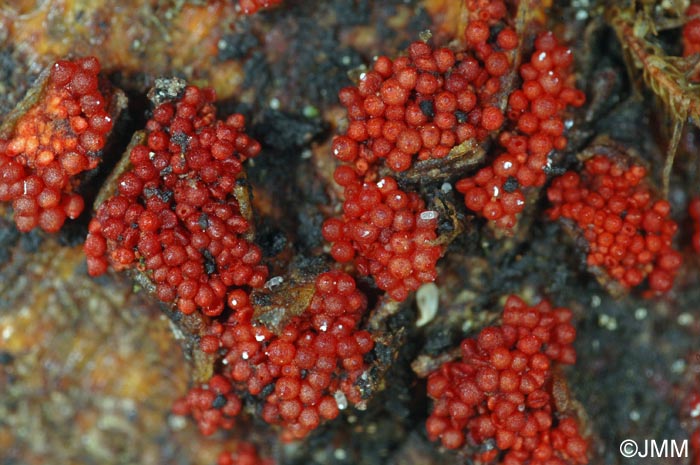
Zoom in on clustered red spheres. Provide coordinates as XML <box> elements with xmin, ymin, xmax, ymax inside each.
<box><xmin>547</xmin><ymin>155</ymin><xmax>682</xmax><ymax>294</ymax></box>
<box><xmin>218</xmin><ymin>442</ymin><xmax>274</xmax><ymax>465</ymax></box>
<box><xmin>690</xmin><ymin>197</ymin><xmax>700</xmax><ymax>253</ymax></box>
<box><xmin>426</xmin><ymin>296</ymin><xmax>587</xmax><ymax>465</ymax></box>
<box><xmin>0</xmin><ymin>57</ymin><xmax>112</xmax><ymax>232</ymax></box>
<box><xmin>259</xmin><ymin>271</ymin><xmax>373</xmax><ymax>440</ymax></box>
<box><xmin>174</xmin><ymin>271</ymin><xmax>374</xmax><ymax>441</ymax></box>
<box><xmin>84</xmin><ymin>85</ymin><xmax>267</xmax><ymax>316</ymax></box>
<box><xmin>332</xmin><ymin>34</ymin><xmax>515</xmax><ymax>175</ymax></box>
<box><xmin>456</xmin><ymin>31</ymin><xmax>585</xmax><ymax>229</ymax></box>
<box><xmin>322</xmin><ymin>175</ymin><xmax>441</xmax><ymax>301</ymax></box>
<box><xmin>324</xmin><ymin>3</ymin><xmax>526</xmax><ymax>301</ymax></box>
<box><xmin>465</xmin><ymin>0</ymin><xmax>507</xmax><ymax>24</ymax></box>
<box><xmin>79</xmin><ymin>84</ymin><xmax>376</xmax><ymax>441</ymax></box>
<box><xmin>238</xmin><ymin>0</ymin><xmax>283</xmax><ymax>15</ymax></box>
<box><xmin>329</xmin><ymin>39</ymin><xmax>517</xmax><ymax>301</ymax></box>
<box><xmin>171</xmin><ymin>374</ymin><xmax>242</xmax><ymax>435</ymax></box>
<box><xmin>684</xmin><ymin>4</ymin><xmax>700</xmax><ymax>57</ymax></box>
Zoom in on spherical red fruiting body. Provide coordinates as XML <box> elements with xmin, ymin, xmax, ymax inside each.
<box><xmin>684</xmin><ymin>5</ymin><xmax>700</xmax><ymax>58</ymax></box>
<box><xmin>218</xmin><ymin>442</ymin><xmax>274</xmax><ymax>465</ymax></box>
<box><xmin>690</xmin><ymin>197</ymin><xmax>700</xmax><ymax>253</ymax></box>
<box><xmin>690</xmin><ymin>428</ymin><xmax>700</xmax><ymax>465</ymax></box>
<box><xmin>238</xmin><ymin>0</ymin><xmax>283</xmax><ymax>15</ymax></box>
<box><xmin>217</xmin><ymin>442</ymin><xmax>273</xmax><ymax>465</ymax></box>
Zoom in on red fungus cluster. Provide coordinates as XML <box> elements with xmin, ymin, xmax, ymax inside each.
<box><xmin>0</xmin><ymin>57</ymin><xmax>112</xmax><ymax>232</ymax></box>
<box><xmin>218</xmin><ymin>442</ymin><xmax>274</xmax><ymax>465</ymax></box>
<box><xmin>684</xmin><ymin>4</ymin><xmax>700</xmax><ymax>57</ymax></box>
<box><xmin>79</xmin><ymin>83</ymin><xmax>376</xmax><ymax>441</ymax></box>
<box><xmin>547</xmin><ymin>155</ymin><xmax>681</xmax><ymax>294</ymax></box>
<box><xmin>426</xmin><ymin>296</ymin><xmax>587</xmax><ymax>465</ymax></box>
<box><xmin>327</xmin><ymin>35</ymin><xmax>521</xmax><ymax>300</ymax></box>
<box><xmin>322</xmin><ymin>174</ymin><xmax>441</xmax><ymax>301</ymax></box>
<box><xmin>238</xmin><ymin>0</ymin><xmax>283</xmax><ymax>15</ymax></box>
<box><xmin>172</xmin><ymin>374</ymin><xmax>243</xmax><ymax>435</ymax></box>
<box><xmin>690</xmin><ymin>197</ymin><xmax>700</xmax><ymax>253</ymax></box>
<box><xmin>174</xmin><ymin>271</ymin><xmax>374</xmax><ymax>441</ymax></box>
<box><xmin>258</xmin><ymin>272</ymin><xmax>373</xmax><ymax>440</ymax></box>
<box><xmin>465</xmin><ymin>0</ymin><xmax>507</xmax><ymax>24</ymax></box>
<box><xmin>332</xmin><ymin>35</ymin><xmax>513</xmax><ymax>174</ymax></box>
<box><xmin>84</xmin><ymin>85</ymin><xmax>267</xmax><ymax>316</ymax></box>
<box><xmin>323</xmin><ymin>2</ymin><xmax>531</xmax><ymax>300</ymax></box>
<box><xmin>456</xmin><ymin>31</ymin><xmax>585</xmax><ymax>229</ymax></box>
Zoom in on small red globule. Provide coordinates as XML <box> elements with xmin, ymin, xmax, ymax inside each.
<box><xmin>217</xmin><ymin>442</ymin><xmax>274</xmax><ymax>465</ymax></box>
<box><xmin>238</xmin><ymin>0</ymin><xmax>283</xmax><ymax>15</ymax></box>
<box><xmin>690</xmin><ymin>197</ymin><xmax>700</xmax><ymax>253</ymax></box>
<box><xmin>691</xmin><ymin>428</ymin><xmax>700</xmax><ymax>465</ymax></box>
<box><xmin>684</xmin><ymin>4</ymin><xmax>700</xmax><ymax>57</ymax></box>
